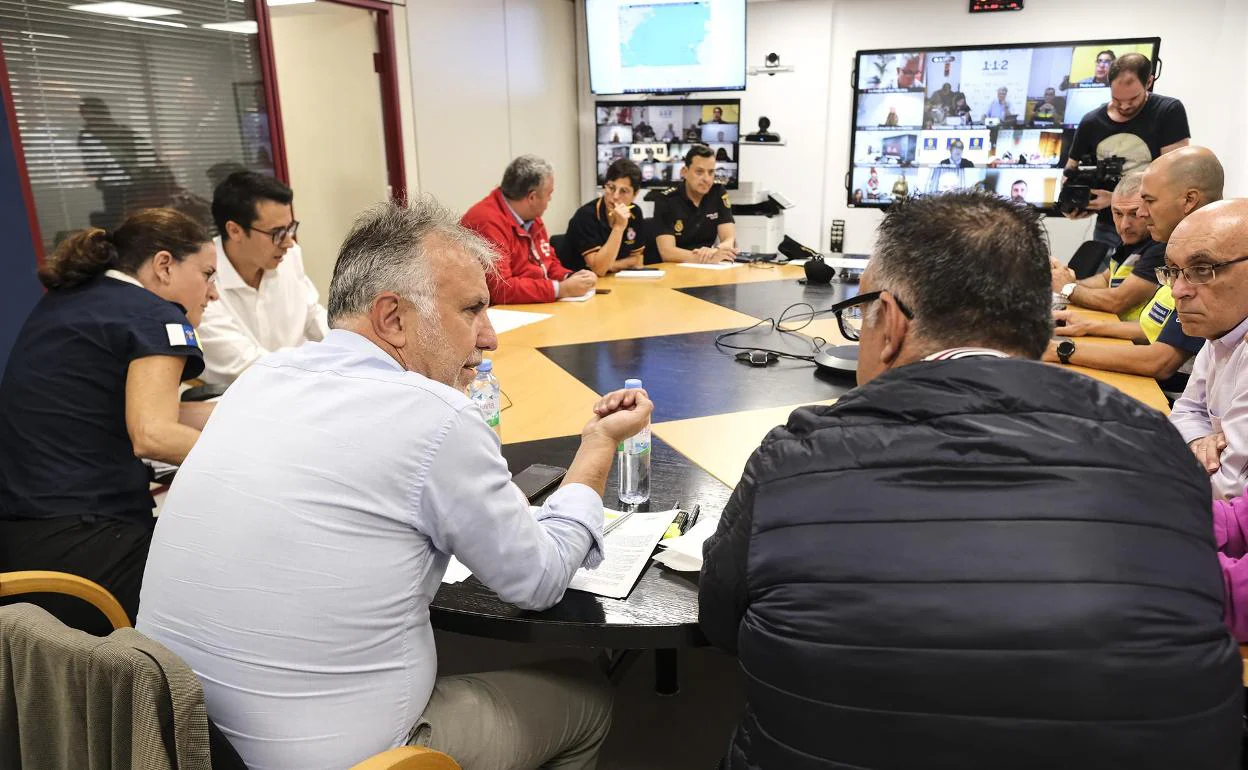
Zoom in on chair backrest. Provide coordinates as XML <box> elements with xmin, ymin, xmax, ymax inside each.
<box><xmin>349</xmin><ymin>747</ymin><xmax>462</xmax><ymax>770</ymax></box>
<box><xmin>549</xmin><ymin>232</ymin><xmax>570</xmax><ymax>268</ymax></box>
<box><xmin>1066</xmin><ymin>240</ymin><xmax>1113</xmax><ymax>280</ymax></box>
<box><xmin>0</xmin><ymin>570</ymin><xmax>131</xmax><ymax>630</ymax></box>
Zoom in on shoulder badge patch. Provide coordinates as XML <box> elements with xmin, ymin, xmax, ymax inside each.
<box><xmin>166</xmin><ymin>323</ymin><xmax>200</xmax><ymax>349</ymax></box>
<box><xmin>674</xmin><ymin>219</ymin><xmax>684</xmax><ymax>234</ymax></box>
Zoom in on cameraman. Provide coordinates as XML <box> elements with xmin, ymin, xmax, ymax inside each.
<box><xmin>1064</xmin><ymin>53</ymin><xmax>1190</xmax><ymax>248</ymax></box>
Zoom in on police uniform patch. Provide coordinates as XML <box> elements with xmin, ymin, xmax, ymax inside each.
<box><xmin>722</xmin><ymin>193</ymin><xmax>732</xmax><ymax>209</ymax></box>
<box><xmin>166</xmin><ymin>323</ymin><xmax>201</xmax><ymax>349</ymax></box>
<box><xmin>675</xmin><ymin>220</ymin><xmax>684</xmax><ymax>234</ymax></box>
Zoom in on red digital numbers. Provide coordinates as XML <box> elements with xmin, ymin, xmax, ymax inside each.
<box><xmin>969</xmin><ymin>0</ymin><xmax>1024</xmax><ymax>11</ymax></box>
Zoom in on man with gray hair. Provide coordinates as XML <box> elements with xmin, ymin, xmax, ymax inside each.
<box><xmin>1049</xmin><ymin>171</ymin><xmax>1166</xmax><ymax>321</ymax></box>
<box><xmin>462</xmin><ymin>154</ymin><xmax>597</xmax><ymax>304</ymax></box>
<box><xmin>137</xmin><ymin>197</ymin><xmax>651</xmax><ymax>769</ymax></box>
<box><xmin>700</xmin><ymin>191</ymin><xmax>1240</xmax><ymax>769</ymax></box>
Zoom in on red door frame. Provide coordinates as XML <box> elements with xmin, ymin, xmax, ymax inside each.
<box><xmin>255</xmin><ymin>0</ymin><xmax>408</xmax><ymax>203</ymax></box>
<box><xmin>0</xmin><ymin>35</ymin><xmax>45</xmax><ymax>265</ymax></box>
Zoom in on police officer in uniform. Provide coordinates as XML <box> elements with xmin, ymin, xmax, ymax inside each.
<box><xmin>653</xmin><ymin>145</ymin><xmax>737</xmax><ymax>263</ymax></box>
<box><xmin>0</xmin><ymin>208</ymin><xmax>218</xmax><ymax>634</ymax></box>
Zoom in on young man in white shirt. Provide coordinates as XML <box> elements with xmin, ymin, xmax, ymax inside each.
<box><xmin>197</xmin><ymin>171</ymin><xmax>329</xmax><ymax>384</ymax></box>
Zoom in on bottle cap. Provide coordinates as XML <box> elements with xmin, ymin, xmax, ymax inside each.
<box><xmin>478</xmin><ymin>359</ymin><xmax>493</xmax><ymax>373</ymax></box>
<box><xmin>625</xmin><ymin>378</ymin><xmax>642</xmax><ymax>389</ymax></box>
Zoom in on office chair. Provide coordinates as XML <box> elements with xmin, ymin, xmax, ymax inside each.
<box><xmin>1066</xmin><ymin>240</ymin><xmax>1113</xmax><ymax>280</ymax></box>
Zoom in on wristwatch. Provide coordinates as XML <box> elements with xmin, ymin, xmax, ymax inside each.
<box><xmin>1056</xmin><ymin>338</ymin><xmax>1076</xmax><ymax>365</ymax></box>
<box><xmin>1060</xmin><ymin>282</ymin><xmax>1077</xmax><ymax>300</ymax></box>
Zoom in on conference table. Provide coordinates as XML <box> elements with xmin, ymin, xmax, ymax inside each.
<box><xmin>428</xmin><ymin>260</ymin><xmax>1170</xmax><ymax>690</ymax></box>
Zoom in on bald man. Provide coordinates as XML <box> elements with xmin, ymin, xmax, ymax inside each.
<box><xmin>1044</xmin><ymin>153</ymin><xmax>1222</xmax><ymax>395</ymax></box>
<box><xmin>1139</xmin><ymin>146</ymin><xmax>1226</xmax><ymax>244</ymax></box>
<box><xmin>1167</xmin><ymin>200</ymin><xmax>1248</xmax><ymax>499</ymax></box>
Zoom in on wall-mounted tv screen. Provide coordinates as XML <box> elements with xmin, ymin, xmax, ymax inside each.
<box><xmin>848</xmin><ymin>37</ymin><xmax>1161</xmax><ymax>212</ymax></box>
<box><xmin>595</xmin><ymin>99</ymin><xmax>741</xmax><ymax>188</ymax></box>
<box><xmin>587</xmin><ymin>0</ymin><xmax>747</xmax><ymax>95</ymax></box>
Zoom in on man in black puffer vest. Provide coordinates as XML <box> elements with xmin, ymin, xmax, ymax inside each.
<box><xmin>700</xmin><ymin>191</ymin><xmax>1242</xmax><ymax>770</ymax></box>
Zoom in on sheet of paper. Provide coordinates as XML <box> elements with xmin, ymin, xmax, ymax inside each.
<box><xmin>652</xmin><ymin>548</ymin><xmax>701</xmax><ymax>572</ymax></box>
<box><xmin>674</xmin><ymin>262</ymin><xmax>739</xmax><ymax>271</ymax></box>
<box><xmin>559</xmin><ymin>292</ymin><xmax>594</xmax><ymax>303</ymax></box>
<box><xmin>442</xmin><ymin>556</ymin><xmax>472</xmax><ymax>584</ymax></box>
<box><xmin>615</xmin><ymin>269</ymin><xmax>666</xmax><ymax>278</ymax></box>
<box><xmin>486</xmin><ymin>308</ymin><xmax>552</xmax><ymax>335</ymax></box>
<box><xmin>651</xmin><ymin>515</ymin><xmax>720</xmax><ymax>572</ymax></box>
<box><xmin>568</xmin><ymin>508</ymin><xmax>678</xmax><ymax>599</ymax></box>
<box><xmin>659</xmin><ymin>516</ymin><xmax>718</xmax><ymax>557</ymax></box>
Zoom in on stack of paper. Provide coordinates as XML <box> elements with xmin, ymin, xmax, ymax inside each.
<box><xmin>442</xmin><ymin>556</ymin><xmax>472</xmax><ymax>584</ymax></box>
<box><xmin>558</xmin><ymin>292</ymin><xmax>594</xmax><ymax>303</ymax></box>
<box><xmin>616</xmin><ymin>269</ymin><xmax>665</xmax><ymax>278</ymax></box>
<box><xmin>674</xmin><ymin>262</ymin><xmax>738</xmax><ymax>271</ymax></box>
<box><xmin>567</xmin><ymin>508</ymin><xmax>678</xmax><ymax>599</ymax></box>
<box><xmin>437</xmin><ymin>508</ymin><xmax>679</xmax><ymax>599</ymax></box>
<box><xmin>652</xmin><ymin>516</ymin><xmax>719</xmax><ymax>572</ymax></box>
<box><xmin>486</xmin><ymin>308</ymin><xmax>552</xmax><ymax>334</ymax></box>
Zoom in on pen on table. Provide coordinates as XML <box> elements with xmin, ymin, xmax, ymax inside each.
<box><xmin>603</xmin><ymin>508</ymin><xmax>637</xmax><ymax>536</ymax></box>
<box><xmin>684</xmin><ymin>504</ymin><xmax>701</xmax><ymax>532</ymax></box>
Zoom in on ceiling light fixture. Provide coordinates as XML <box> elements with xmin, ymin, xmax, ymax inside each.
<box><xmin>127</xmin><ymin>16</ymin><xmax>187</xmax><ymax>27</ymax></box>
<box><xmin>69</xmin><ymin>2</ymin><xmax>181</xmax><ymax>18</ymax></box>
<box><xmin>201</xmin><ymin>20</ymin><xmax>258</xmax><ymax>34</ymax></box>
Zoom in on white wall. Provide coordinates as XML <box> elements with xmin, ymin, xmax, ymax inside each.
<box><xmin>406</xmin><ymin>0</ymin><xmax>580</xmax><ymax>226</ymax></box>
<box><xmin>737</xmin><ymin>0</ymin><xmax>835</xmax><ymax>248</ymax></box>
<box><xmin>272</xmin><ymin>2</ymin><xmax>391</xmax><ymax>295</ymax></box>
<box><xmin>575</xmin><ymin>0</ymin><xmax>1248</xmax><ymax>260</ymax></box>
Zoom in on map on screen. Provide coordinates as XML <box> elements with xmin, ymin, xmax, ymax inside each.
<box><xmin>587</xmin><ymin>0</ymin><xmax>745</xmax><ymax>94</ymax></box>
<box><xmin>619</xmin><ymin>2</ymin><xmax>711</xmax><ymax>69</ymax></box>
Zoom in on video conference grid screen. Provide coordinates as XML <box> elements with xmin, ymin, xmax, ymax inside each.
<box><xmin>848</xmin><ymin>38</ymin><xmax>1160</xmax><ymax>211</ymax></box>
<box><xmin>595</xmin><ymin>100</ymin><xmax>741</xmax><ymax>189</ymax></box>
<box><xmin>586</xmin><ymin>0</ymin><xmax>747</xmax><ymax>95</ymax></box>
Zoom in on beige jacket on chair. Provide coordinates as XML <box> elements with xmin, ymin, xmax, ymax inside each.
<box><xmin>0</xmin><ymin>603</ymin><xmax>211</xmax><ymax>770</ymax></box>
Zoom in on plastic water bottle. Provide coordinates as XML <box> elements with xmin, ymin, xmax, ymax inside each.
<box><xmin>469</xmin><ymin>359</ymin><xmax>501</xmax><ymax>435</ymax></box>
<box><xmin>617</xmin><ymin>378</ymin><xmax>650</xmax><ymax>504</ymax></box>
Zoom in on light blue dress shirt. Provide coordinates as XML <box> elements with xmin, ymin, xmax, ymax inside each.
<box><xmin>136</xmin><ymin>329</ymin><xmax>604</xmax><ymax>770</ymax></box>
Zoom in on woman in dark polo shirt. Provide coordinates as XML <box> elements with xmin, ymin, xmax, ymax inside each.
<box><xmin>0</xmin><ymin>208</ymin><xmax>218</xmax><ymax>633</ymax></box>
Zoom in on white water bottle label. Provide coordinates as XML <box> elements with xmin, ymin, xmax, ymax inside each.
<box><xmin>473</xmin><ymin>392</ymin><xmax>500</xmax><ymax>428</ymax></box>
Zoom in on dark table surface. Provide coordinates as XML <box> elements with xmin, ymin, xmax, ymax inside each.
<box><xmin>429</xmin><ymin>276</ymin><xmax>865</xmax><ymax>649</ymax></box>
<box><xmin>430</xmin><ymin>434</ymin><xmax>732</xmax><ymax>648</ymax></box>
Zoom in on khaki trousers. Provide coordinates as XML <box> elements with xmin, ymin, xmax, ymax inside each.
<box><xmin>409</xmin><ymin>659</ymin><xmax>613</xmax><ymax>770</ymax></box>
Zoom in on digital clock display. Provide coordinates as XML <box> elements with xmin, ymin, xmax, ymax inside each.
<box><xmin>970</xmin><ymin>0</ymin><xmax>1024</xmax><ymax>11</ymax></box>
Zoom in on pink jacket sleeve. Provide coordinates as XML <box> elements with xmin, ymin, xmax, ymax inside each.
<box><xmin>1212</xmin><ymin>489</ymin><xmax>1248</xmax><ymax>640</ymax></box>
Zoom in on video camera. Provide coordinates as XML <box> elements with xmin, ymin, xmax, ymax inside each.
<box><xmin>1058</xmin><ymin>155</ymin><xmax>1126</xmax><ymax>215</ymax></box>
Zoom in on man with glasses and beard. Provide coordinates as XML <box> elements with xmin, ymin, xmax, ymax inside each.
<box><xmin>198</xmin><ymin>171</ymin><xmax>328</xmax><ymax>384</ymax></box>
<box><xmin>699</xmin><ymin>191</ymin><xmax>1241</xmax><ymax>770</ymax></box>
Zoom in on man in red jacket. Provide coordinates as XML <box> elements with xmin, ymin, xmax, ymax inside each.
<box><xmin>462</xmin><ymin>155</ymin><xmax>597</xmax><ymax>305</ymax></box>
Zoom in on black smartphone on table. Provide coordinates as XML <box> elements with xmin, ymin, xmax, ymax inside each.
<box><xmin>513</xmin><ymin>463</ymin><xmax>567</xmax><ymax>502</ymax></box>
